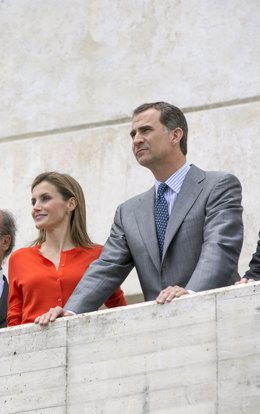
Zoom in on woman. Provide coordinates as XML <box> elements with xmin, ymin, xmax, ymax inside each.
<box><xmin>8</xmin><ymin>172</ymin><xmax>126</xmax><ymax>326</ymax></box>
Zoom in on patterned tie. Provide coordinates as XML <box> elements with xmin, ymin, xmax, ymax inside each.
<box><xmin>154</xmin><ymin>183</ymin><xmax>169</xmax><ymax>259</ymax></box>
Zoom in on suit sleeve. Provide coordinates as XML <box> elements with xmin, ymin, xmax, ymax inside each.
<box><xmin>185</xmin><ymin>173</ymin><xmax>243</xmax><ymax>291</ymax></box>
<box><xmin>7</xmin><ymin>254</ymin><xmax>23</xmax><ymax>326</ymax></box>
<box><xmin>243</xmin><ymin>232</ymin><xmax>260</xmax><ymax>280</ymax></box>
<box><xmin>65</xmin><ymin>206</ymin><xmax>134</xmax><ymax>314</ymax></box>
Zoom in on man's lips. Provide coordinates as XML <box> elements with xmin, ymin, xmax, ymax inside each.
<box><xmin>135</xmin><ymin>148</ymin><xmax>148</xmax><ymax>156</ymax></box>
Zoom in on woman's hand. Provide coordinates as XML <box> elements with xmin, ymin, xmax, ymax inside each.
<box><xmin>34</xmin><ymin>306</ymin><xmax>73</xmax><ymax>326</ymax></box>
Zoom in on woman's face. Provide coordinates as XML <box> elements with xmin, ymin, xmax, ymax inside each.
<box><xmin>31</xmin><ymin>181</ymin><xmax>72</xmax><ymax>230</ymax></box>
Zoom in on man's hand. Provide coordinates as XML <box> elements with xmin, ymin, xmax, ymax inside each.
<box><xmin>34</xmin><ymin>306</ymin><xmax>72</xmax><ymax>326</ymax></box>
<box><xmin>156</xmin><ymin>285</ymin><xmax>189</xmax><ymax>304</ymax></box>
<box><xmin>235</xmin><ymin>277</ymin><xmax>256</xmax><ymax>285</ymax></box>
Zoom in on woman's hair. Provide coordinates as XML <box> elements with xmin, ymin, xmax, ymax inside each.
<box><xmin>31</xmin><ymin>171</ymin><xmax>94</xmax><ymax>248</ymax></box>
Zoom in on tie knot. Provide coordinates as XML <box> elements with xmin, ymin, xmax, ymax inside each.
<box><xmin>157</xmin><ymin>183</ymin><xmax>168</xmax><ymax>198</ymax></box>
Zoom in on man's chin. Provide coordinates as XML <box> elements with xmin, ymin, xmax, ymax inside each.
<box><xmin>136</xmin><ymin>155</ymin><xmax>150</xmax><ymax>166</ymax></box>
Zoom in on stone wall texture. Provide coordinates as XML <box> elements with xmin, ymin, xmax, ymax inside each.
<box><xmin>1</xmin><ymin>283</ymin><xmax>260</xmax><ymax>413</ymax></box>
<box><xmin>0</xmin><ymin>0</ymin><xmax>260</xmax><ymax>297</ymax></box>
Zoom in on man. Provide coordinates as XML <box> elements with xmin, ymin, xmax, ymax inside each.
<box><xmin>235</xmin><ymin>232</ymin><xmax>260</xmax><ymax>284</ymax></box>
<box><xmin>36</xmin><ymin>101</ymin><xmax>243</xmax><ymax>325</ymax></box>
<box><xmin>0</xmin><ymin>210</ymin><xmax>16</xmax><ymax>328</ymax></box>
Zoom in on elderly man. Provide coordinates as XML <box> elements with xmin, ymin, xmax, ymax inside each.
<box><xmin>0</xmin><ymin>210</ymin><xmax>16</xmax><ymax>328</ymax></box>
<box><xmin>36</xmin><ymin>101</ymin><xmax>243</xmax><ymax>325</ymax></box>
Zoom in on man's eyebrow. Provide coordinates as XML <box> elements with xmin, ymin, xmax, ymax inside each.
<box><xmin>130</xmin><ymin>125</ymin><xmax>153</xmax><ymax>138</ymax></box>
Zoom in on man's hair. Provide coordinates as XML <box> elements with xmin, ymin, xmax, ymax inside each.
<box><xmin>133</xmin><ymin>102</ymin><xmax>188</xmax><ymax>155</ymax></box>
<box><xmin>0</xmin><ymin>210</ymin><xmax>17</xmax><ymax>258</ymax></box>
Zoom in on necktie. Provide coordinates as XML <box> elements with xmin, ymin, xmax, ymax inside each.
<box><xmin>154</xmin><ymin>183</ymin><xmax>169</xmax><ymax>259</ymax></box>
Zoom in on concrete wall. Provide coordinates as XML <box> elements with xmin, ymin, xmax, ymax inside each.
<box><xmin>0</xmin><ymin>1</ymin><xmax>260</xmax><ymax>297</ymax></box>
<box><xmin>0</xmin><ymin>282</ymin><xmax>260</xmax><ymax>413</ymax></box>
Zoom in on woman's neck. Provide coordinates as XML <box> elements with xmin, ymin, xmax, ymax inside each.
<box><xmin>39</xmin><ymin>229</ymin><xmax>75</xmax><ymax>270</ymax></box>
<box><xmin>42</xmin><ymin>227</ymin><xmax>75</xmax><ymax>253</ymax></box>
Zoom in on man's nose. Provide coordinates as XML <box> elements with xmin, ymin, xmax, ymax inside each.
<box><xmin>133</xmin><ymin>132</ymin><xmax>144</xmax><ymax>144</ymax></box>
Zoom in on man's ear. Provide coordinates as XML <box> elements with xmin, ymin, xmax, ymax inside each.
<box><xmin>171</xmin><ymin>127</ymin><xmax>183</xmax><ymax>144</ymax></box>
<box><xmin>1</xmin><ymin>235</ymin><xmax>11</xmax><ymax>253</ymax></box>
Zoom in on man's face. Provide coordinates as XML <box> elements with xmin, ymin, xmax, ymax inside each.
<box><xmin>0</xmin><ymin>216</ymin><xmax>11</xmax><ymax>266</ymax></box>
<box><xmin>130</xmin><ymin>108</ymin><xmax>174</xmax><ymax>169</ymax></box>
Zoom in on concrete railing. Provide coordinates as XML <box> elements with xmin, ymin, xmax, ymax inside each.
<box><xmin>1</xmin><ymin>283</ymin><xmax>260</xmax><ymax>414</ymax></box>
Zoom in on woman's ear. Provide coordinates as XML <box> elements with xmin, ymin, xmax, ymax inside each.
<box><xmin>67</xmin><ymin>197</ymin><xmax>77</xmax><ymax>212</ymax></box>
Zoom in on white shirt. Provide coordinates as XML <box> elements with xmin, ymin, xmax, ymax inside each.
<box><xmin>0</xmin><ymin>268</ymin><xmax>4</xmax><ymax>298</ymax></box>
<box><xmin>155</xmin><ymin>162</ymin><xmax>191</xmax><ymax>214</ymax></box>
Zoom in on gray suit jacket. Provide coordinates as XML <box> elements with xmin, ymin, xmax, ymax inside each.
<box><xmin>66</xmin><ymin>165</ymin><xmax>243</xmax><ymax>313</ymax></box>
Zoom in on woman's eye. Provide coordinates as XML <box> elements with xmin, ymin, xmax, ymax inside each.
<box><xmin>42</xmin><ymin>195</ymin><xmax>51</xmax><ymax>202</ymax></box>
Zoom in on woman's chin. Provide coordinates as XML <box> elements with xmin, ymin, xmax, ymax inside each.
<box><xmin>35</xmin><ymin>222</ymin><xmax>45</xmax><ymax>230</ymax></box>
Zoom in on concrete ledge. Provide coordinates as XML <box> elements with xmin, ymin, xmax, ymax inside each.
<box><xmin>1</xmin><ymin>283</ymin><xmax>260</xmax><ymax>414</ymax></box>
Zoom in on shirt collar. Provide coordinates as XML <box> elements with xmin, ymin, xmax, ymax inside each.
<box><xmin>155</xmin><ymin>162</ymin><xmax>190</xmax><ymax>194</ymax></box>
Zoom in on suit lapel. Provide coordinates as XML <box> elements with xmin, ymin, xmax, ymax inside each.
<box><xmin>0</xmin><ymin>276</ymin><xmax>8</xmax><ymax>326</ymax></box>
<box><xmin>132</xmin><ymin>165</ymin><xmax>206</xmax><ymax>269</ymax></box>
<box><xmin>162</xmin><ymin>165</ymin><xmax>205</xmax><ymax>259</ymax></box>
<box><xmin>134</xmin><ymin>187</ymin><xmax>161</xmax><ymax>272</ymax></box>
